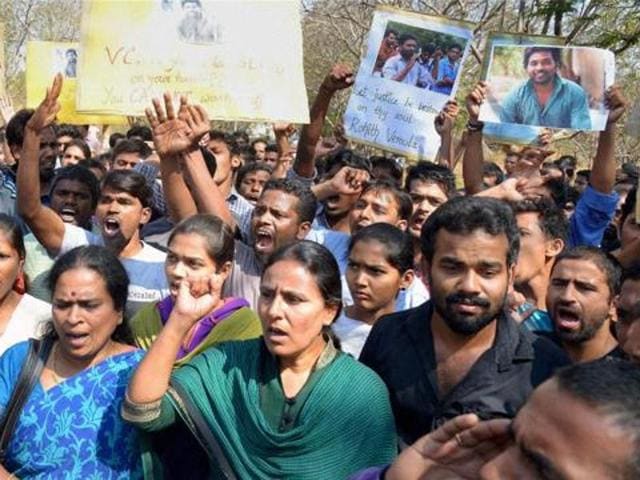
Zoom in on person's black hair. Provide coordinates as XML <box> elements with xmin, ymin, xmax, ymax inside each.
<box><xmin>50</xmin><ymin>165</ymin><xmax>101</xmax><ymax>209</ymax></box>
<box><xmin>370</xmin><ymin>156</ymin><xmax>403</xmax><ymax>185</ymax></box>
<box><xmin>63</xmin><ymin>138</ymin><xmax>92</xmax><ymax>161</ymax></box>
<box><xmin>231</xmin><ymin>145</ymin><xmax>256</xmax><ymax>165</ymax></box>
<box><xmin>511</xmin><ymin>197</ymin><xmax>568</xmax><ymax>243</ymax></box>
<box><xmin>261</xmin><ymin>178</ymin><xmax>317</xmax><ymax>224</ymax></box>
<box><xmin>235</xmin><ymin>162</ymin><xmax>273</xmax><ymax>191</ymax></box>
<box><xmin>523</xmin><ymin>46</ymin><xmax>562</xmax><ymax>69</ymax></box>
<box><xmin>46</xmin><ymin>245</ymin><xmax>132</xmax><ymax>341</ymax></box>
<box><xmin>208</xmin><ymin>129</ymin><xmax>233</xmax><ymax>149</ymax></box>
<box><xmin>554</xmin><ymin>359</ymin><xmax>640</xmax><ymax>478</ymax></box>
<box><xmin>482</xmin><ymin>162</ymin><xmax>505</xmax><ymax>185</ymax></box>
<box><xmin>384</xmin><ymin>29</ymin><xmax>399</xmax><ymax>38</ymax></box>
<box><xmin>543</xmin><ymin>178</ymin><xmax>573</xmax><ymax>208</ymax></box>
<box><xmin>421</xmin><ymin>196</ymin><xmax>520</xmax><ymax>266</ymax></box>
<box><xmin>5</xmin><ymin>109</ymin><xmax>34</xmax><ymax>149</ymax></box>
<box><xmin>265</xmin><ymin>144</ymin><xmax>279</xmax><ymax>154</ymax></box>
<box><xmin>263</xmin><ymin>240</ymin><xmax>342</xmax><ymax>323</ymax></box>
<box><xmin>360</xmin><ymin>180</ymin><xmax>413</xmax><ymax>222</ymax></box>
<box><xmin>448</xmin><ymin>43</ymin><xmax>463</xmax><ymax>51</ymax></box>
<box><xmin>0</xmin><ymin>214</ymin><xmax>25</xmax><ymax>260</ymax></box>
<box><xmin>405</xmin><ymin>161</ymin><xmax>456</xmax><ymax>199</ymax></box>
<box><xmin>552</xmin><ymin>246</ymin><xmax>622</xmax><ymax>298</ymax></box>
<box><xmin>79</xmin><ymin>158</ymin><xmax>108</xmax><ymax>179</ymax></box>
<box><xmin>251</xmin><ymin>137</ymin><xmax>268</xmax><ymax>150</ymax></box>
<box><xmin>622</xmin><ymin>263</ymin><xmax>640</xmax><ymax>284</ymax></box>
<box><xmin>621</xmin><ymin>162</ymin><xmax>639</xmax><ymax>181</ymax></box>
<box><xmin>324</xmin><ymin>149</ymin><xmax>372</xmax><ymax>177</ymax></box>
<box><xmin>398</xmin><ymin>33</ymin><xmax>417</xmax><ymax>46</ymax></box>
<box><xmin>231</xmin><ymin>130</ymin><xmax>250</xmax><ymax>145</ymax></box>
<box><xmin>101</xmin><ymin>169</ymin><xmax>153</xmax><ymax>209</ymax></box>
<box><xmin>168</xmin><ymin>214</ymin><xmax>235</xmax><ymax>267</ymax></box>
<box><xmin>111</xmin><ymin>138</ymin><xmax>151</xmax><ymax>163</ymax></box>
<box><xmin>56</xmin><ymin>124</ymin><xmax>83</xmax><ymax>141</ymax></box>
<box><xmin>181</xmin><ymin>0</ymin><xmax>201</xmax><ymax>7</ymax></box>
<box><xmin>126</xmin><ymin>124</ymin><xmax>152</xmax><ymax>142</ymax></box>
<box><xmin>576</xmin><ymin>169</ymin><xmax>591</xmax><ymax>180</ymax></box>
<box><xmin>108</xmin><ymin>132</ymin><xmax>126</xmax><ymax>149</ymax></box>
<box><xmin>349</xmin><ymin>223</ymin><xmax>413</xmax><ymax>274</ymax></box>
<box><xmin>557</xmin><ymin>155</ymin><xmax>577</xmax><ymax>168</ymax></box>
<box><xmin>619</xmin><ymin>187</ymin><xmax>637</xmax><ymax>231</ymax></box>
<box><xmin>423</xmin><ymin>43</ymin><xmax>436</xmax><ymax>55</ymax></box>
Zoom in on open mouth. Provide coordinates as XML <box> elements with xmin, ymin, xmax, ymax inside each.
<box><xmin>254</xmin><ymin>228</ymin><xmax>274</xmax><ymax>251</ymax></box>
<box><xmin>59</xmin><ymin>207</ymin><xmax>77</xmax><ymax>223</ymax></box>
<box><xmin>555</xmin><ymin>306</ymin><xmax>581</xmax><ymax>330</ymax></box>
<box><xmin>65</xmin><ymin>332</ymin><xmax>89</xmax><ymax>348</ymax></box>
<box><xmin>267</xmin><ymin>326</ymin><xmax>288</xmax><ymax>341</ymax></box>
<box><xmin>102</xmin><ymin>217</ymin><xmax>121</xmax><ymax>237</ymax></box>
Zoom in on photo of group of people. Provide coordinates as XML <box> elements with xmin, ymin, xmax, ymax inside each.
<box><xmin>372</xmin><ymin>21</ymin><xmax>468</xmax><ymax>96</ymax></box>
<box><xmin>480</xmin><ymin>44</ymin><xmax>614</xmax><ymax>131</ymax></box>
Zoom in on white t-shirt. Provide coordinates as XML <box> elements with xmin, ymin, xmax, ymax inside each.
<box><xmin>332</xmin><ymin>311</ymin><xmax>373</xmax><ymax>359</ymax></box>
<box><xmin>61</xmin><ymin>224</ymin><xmax>169</xmax><ymax>319</ymax></box>
<box><xmin>0</xmin><ymin>294</ymin><xmax>51</xmax><ymax>355</ymax></box>
<box><xmin>307</xmin><ymin>228</ymin><xmax>430</xmax><ymax>310</ymax></box>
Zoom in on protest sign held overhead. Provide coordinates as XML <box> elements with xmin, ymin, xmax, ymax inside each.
<box><xmin>26</xmin><ymin>41</ymin><xmax>126</xmax><ymax>125</ymax></box>
<box><xmin>344</xmin><ymin>7</ymin><xmax>474</xmax><ymax>160</ymax></box>
<box><xmin>480</xmin><ymin>41</ymin><xmax>615</xmax><ymax>132</ymax></box>
<box><xmin>76</xmin><ymin>0</ymin><xmax>309</xmax><ymax>123</ymax></box>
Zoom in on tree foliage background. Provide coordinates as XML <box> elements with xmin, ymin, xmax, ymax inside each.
<box><xmin>2</xmin><ymin>0</ymin><xmax>639</xmax><ymax>166</ymax></box>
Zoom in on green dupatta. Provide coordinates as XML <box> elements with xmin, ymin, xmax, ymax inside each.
<box><xmin>166</xmin><ymin>338</ymin><xmax>396</xmax><ymax>479</ymax></box>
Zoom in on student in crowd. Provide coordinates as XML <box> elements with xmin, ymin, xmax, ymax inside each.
<box><xmin>60</xmin><ymin>138</ymin><xmax>91</xmax><ymax>167</ymax></box>
<box><xmin>23</xmin><ymin>164</ymin><xmax>99</xmax><ymax>301</ymax></box>
<box><xmin>18</xmin><ymin>76</ymin><xmax>168</xmax><ymax>319</ymax></box>
<box><xmin>544</xmin><ymin>246</ymin><xmax>624</xmax><ymax>362</ymax></box>
<box><xmin>354</xmin><ymin>359</ymin><xmax>640</xmax><ymax>480</ymax></box>
<box><xmin>611</xmin><ymin>187</ymin><xmax>640</xmax><ymax>268</ymax></box>
<box><xmin>510</xmin><ymin>197</ymin><xmax>567</xmax><ymax>332</ymax></box>
<box><xmin>235</xmin><ymin>161</ymin><xmax>273</xmax><ymax>205</ymax></box>
<box><xmin>360</xmin><ymin>196</ymin><xmax>568</xmax><ymax>446</ymax></box>
<box><xmin>124</xmin><ymin>241</ymin><xmax>396</xmax><ymax>478</ymax></box>
<box><xmin>616</xmin><ymin>264</ymin><xmax>640</xmax><ymax>362</ymax></box>
<box><xmin>333</xmin><ymin>223</ymin><xmax>415</xmax><ymax>357</ymax></box>
<box><xmin>0</xmin><ymin>214</ymin><xmax>50</xmax><ymax>355</ymax></box>
<box><xmin>250</xmin><ymin>137</ymin><xmax>268</xmax><ymax>162</ymax></box>
<box><xmin>129</xmin><ymin>214</ymin><xmax>261</xmax><ymax>363</ymax></box>
<box><xmin>54</xmin><ymin>123</ymin><xmax>84</xmax><ymax>157</ymax></box>
<box><xmin>110</xmin><ymin>137</ymin><xmax>152</xmax><ymax>170</ymax></box>
<box><xmin>0</xmin><ymin>246</ymin><xmax>145</xmax><ymax>478</ymax></box>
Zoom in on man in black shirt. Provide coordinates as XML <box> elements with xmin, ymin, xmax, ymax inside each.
<box><xmin>544</xmin><ymin>246</ymin><xmax>624</xmax><ymax>362</ymax></box>
<box><xmin>360</xmin><ymin>196</ymin><xmax>568</xmax><ymax>445</ymax></box>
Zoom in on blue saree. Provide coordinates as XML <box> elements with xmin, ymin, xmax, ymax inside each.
<box><xmin>0</xmin><ymin>341</ymin><xmax>144</xmax><ymax>479</ymax></box>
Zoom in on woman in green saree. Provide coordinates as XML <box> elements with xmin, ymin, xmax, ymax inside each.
<box><xmin>123</xmin><ymin>241</ymin><xmax>396</xmax><ymax>479</ymax></box>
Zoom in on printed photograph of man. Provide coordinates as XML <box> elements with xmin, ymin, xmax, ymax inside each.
<box><xmin>64</xmin><ymin>48</ymin><xmax>77</xmax><ymax>78</ymax></box>
<box><xmin>382</xmin><ymin>34</ymin><xmax>434</xmax><ymax>89</ymax></box>
<box><xmin>177</xmin><ymin>0</ymin><xmax>218</xmax><ymax>44</ymax></box>
<box><xmin>432</xmin><ymin>43</ymin><xmax>462</xmax><ymax>95</ymax></box>
<box><xmin>373</xmin><ymin>29</ymin><xmax>398</xmax><ymax>75</ymax></box>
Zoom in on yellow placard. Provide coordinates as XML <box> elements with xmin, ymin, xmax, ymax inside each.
<box><xmin>77</xmin><ymin>0</ymin><xmax>309</xmax><ymax>123</ymax></box>
<box><xmin>26</xmin><ymin>41</ymin><xmax>126</xmax><ymax>125</ymax></box>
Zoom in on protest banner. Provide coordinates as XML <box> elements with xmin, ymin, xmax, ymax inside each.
<box><xmin>76</xmin><ymin>0</ymin><xmax>309</xmax><ymax>123</ymax></box>
<box><xmin>480</xmin><ymin>32</ymin><xmax>564</xmax><ymax>145</ymax></box>
<box><xmin>26</xmin><ymin>41</ymin><xmax>126</xmax><ymax>125</ymax></box>
<box><xmin>343</xmin><ymin>6</ymin><xmax>474</xmax><ymax>160</ymax></box>
<box><xmin>480</xmin><ymin>40</ymin><xmax>615</xmax><ymax>132</ymax></box>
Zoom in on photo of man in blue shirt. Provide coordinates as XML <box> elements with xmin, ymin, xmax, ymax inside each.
<box><xmin>499</xmin><ymin>47</ymin><xmax>592</xmax><ymax>130</ymax></box>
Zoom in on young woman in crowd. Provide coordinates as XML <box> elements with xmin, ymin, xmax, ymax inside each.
<box><xmin>0</xmin><ymin>214</ymin><xmax>50</xmax><ymax>355</ymax></box>
<box><xmin>130</xmin><ymin>213</ymin><xmax>261</xmax><ymax>361</ymax></box>
<box><xmin>124</xmin><ymin>241</ymin><xmax>396</xmax><ymax>479</ymax></box>
<box><xmin>0</xmin><ymin>246</ymin><xmax>145</xmax><ymax>478</ymax></box>
<box><xmin>333</xmin><ymin>223</ymin><xmax>415</xmax><ymax>357</ymax></box>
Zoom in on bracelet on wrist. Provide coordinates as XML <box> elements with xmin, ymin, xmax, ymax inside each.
<box><xmin>466</xmin><ymin>120</ymin><xmax>484</xmax><ymax>132</ymax></box>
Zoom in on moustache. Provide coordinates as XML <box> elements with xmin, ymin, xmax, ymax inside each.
<box><xmin>445</xmin><ymin>293</ymin><xmax>490</xmax><ymax>309</ymax></box>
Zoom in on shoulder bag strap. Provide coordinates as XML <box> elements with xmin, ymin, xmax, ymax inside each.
<box><xmin>169</xmin><ymin>380</ymin><xmax>238</xmax><ymax>480</ymax></box>
<box><xmin>0</xmin><ymin>337</ymin><xmax>54</xmax><ymax>461</ymax></box>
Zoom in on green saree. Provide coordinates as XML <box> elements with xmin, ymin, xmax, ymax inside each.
<box><xmin>133</xmin><ymin>338</ymin><xmax>396</xmax><ymax>479</ymax></box>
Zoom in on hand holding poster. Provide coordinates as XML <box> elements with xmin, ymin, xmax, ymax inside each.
<box><xmin>26</xmin><ymin>41</ymin><xmax>125</xmax><ymax>125</ymax></box>
<box><xmin>77</xmin><ymin>0</ymin><xmax>309</xmax><ymax>123</ymax></box>
<box><xmin>344</xmin><ymin>7</ymin><xmax>474</xmax><ymax>160</ymax></box>
<box><xmin>479</xmin><ymin>42</ymin><xmax>615</xmax><ymax>132</ymax></box>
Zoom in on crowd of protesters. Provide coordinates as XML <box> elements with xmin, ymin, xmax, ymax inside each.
<box><xmin>0</xmin><ymin>60</ymin><xmax>637</xmax><ymax>480</ymax></box>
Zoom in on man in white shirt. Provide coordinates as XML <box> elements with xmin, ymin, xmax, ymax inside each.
<box><xmin>383</xmin><ymin>34</ymin><xmax>434</xmax><ymax>89</ymax></box>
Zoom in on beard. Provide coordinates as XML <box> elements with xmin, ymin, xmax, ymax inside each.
<box><xmin>432</xmin><ymin>290</ymin><xmax>505</xmax><ymax>336</ymax></box>
<box><xmin>555</xmin><ymin>315</ymin><xmax>607</xmax><ymax>344</ymax></box>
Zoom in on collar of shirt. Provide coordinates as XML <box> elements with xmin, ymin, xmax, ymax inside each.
<box><xmin>524</xmin><ymin>74</ymin><xmax>565</xmax><ymax>112</ymax></box>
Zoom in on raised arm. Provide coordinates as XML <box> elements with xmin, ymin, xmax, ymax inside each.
<box><xmin>17</xmin><ymin>74</ymin><xmax>66</xmax><ymax>255</ymax></box>
<box><xmin>294</xmin><ymin>64</ymin><xmax>354</xmax><ymax>178</ymax></box>
<box><xmin>590</xmin><ymin>86</ymin><xmax>626</xmax><ymax>194</ymax></box>
<box><xmin>462</xmin><ymin>82</ymin><xmax>487</xmax><ymax>195</ymax></box>
<box><xmin>434</xmin><ymin>100</ymin><xmax>459</xmax><ymax>169</ymax></box>
<box><xmin>127</xmin><ymin>275</ymin><xmax>224</xmax><ymax>403</ymax></box>
<box><xmin>147</xmin><ymin>93</ymin><xmax>198</xmax><ymax>222</ymax></box>
<box><xmin>272</xmin><ymin>123</ymin><xmax>295</xmax><ymax>179</ymax></box>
